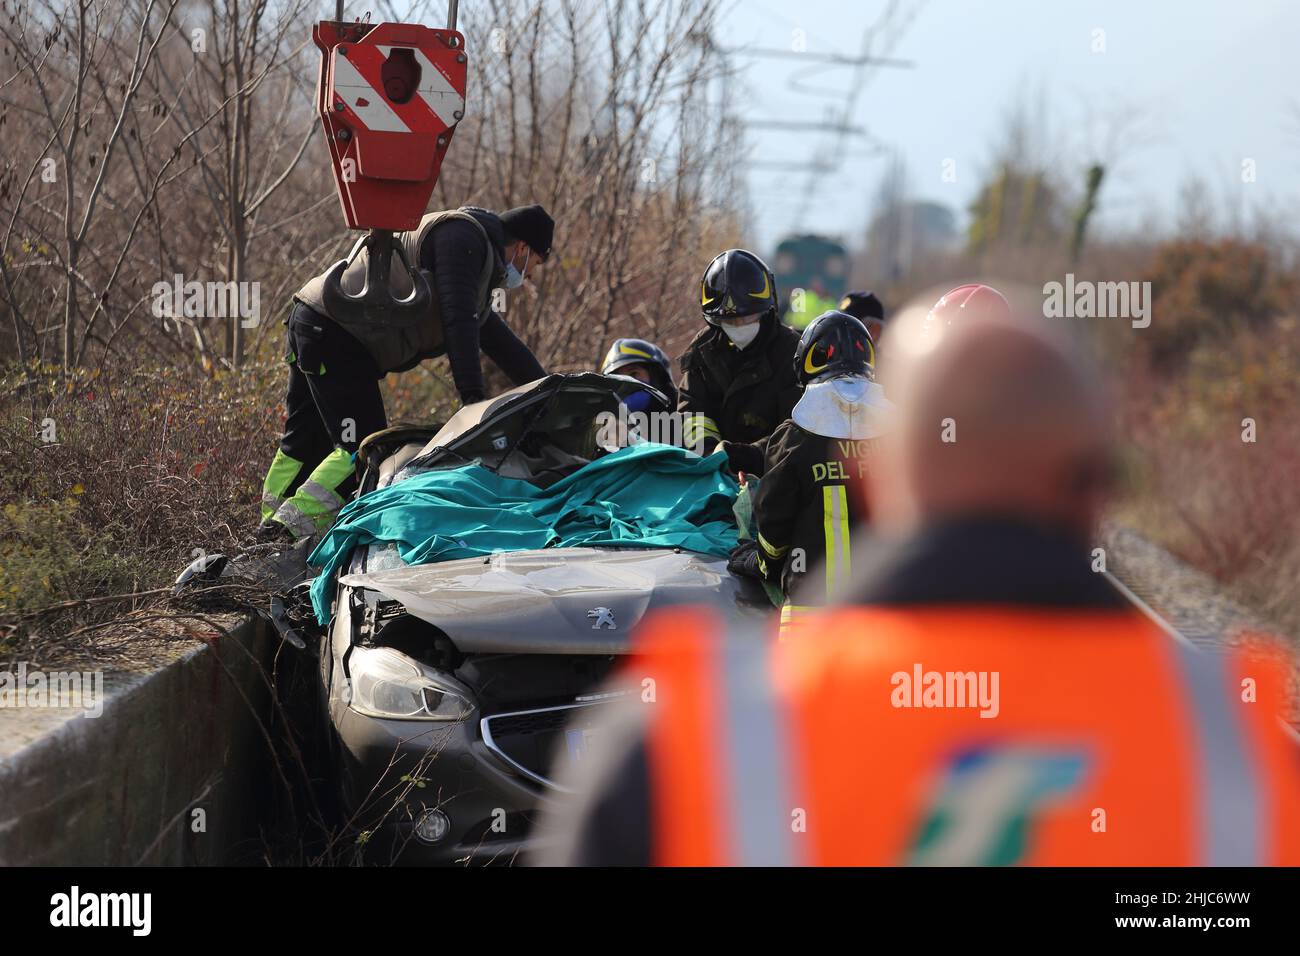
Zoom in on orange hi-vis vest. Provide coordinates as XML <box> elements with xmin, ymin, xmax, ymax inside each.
<box><xmin>638</xmin><ymin>606</ymin><xmax>1300</xmax><ymax>866</ymax></box>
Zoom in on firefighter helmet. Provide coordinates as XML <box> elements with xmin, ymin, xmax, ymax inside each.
<box><xmin>600</xmin><ymin>337</ymin><xmax>678</xmax><ymax>407</ymax></box>
<box><xmin>601</xmin><ymin>338</ymin><xmax>672</xmax><ymax>378</ymax></box>
<box><xmin>700</xmin><ymin>249</ymin><xmax>778</xmax><ymax>325</ymax></box>
<box><xmin>793</xmin><ymin>310</ymin><xmax>875</xmax><ymax>386</ymax></box>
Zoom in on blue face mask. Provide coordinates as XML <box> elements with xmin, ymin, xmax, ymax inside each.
<box><xmin>504</xmin><ymin>247</ymin><xmax>530</xmax><ymax>290</ymax></box>
<box><xmin>622</xmin><ymin>389</ymin><xmax>653</xmax><ymax>413</ymax></box>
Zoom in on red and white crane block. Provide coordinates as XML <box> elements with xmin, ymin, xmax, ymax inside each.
<box><xmin>313</xmin><ymin>20</ymin><xmax>468</xmax><ymax>232</ymax></box>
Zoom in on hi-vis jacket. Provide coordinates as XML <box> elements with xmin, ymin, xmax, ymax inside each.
<box><xmin>634</xmin><ymin>606</ymin><xmax>1300</xmax><ymax>866</ymax></box>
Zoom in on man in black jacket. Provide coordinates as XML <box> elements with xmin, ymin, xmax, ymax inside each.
<box><xmin>677</xmin><ymin>249</ymin><xmax>802</xmax><ymax>475</ymax></box>
<box><xmin>257</xmin><ymin>204</ymin><xmax>553</xmax><ymax>542</ymax></box>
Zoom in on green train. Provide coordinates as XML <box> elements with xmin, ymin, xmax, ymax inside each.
<box><xmin>772</xmin><ymin>234</ymin><xmax>848</xmax><ymax>329</ymax></box>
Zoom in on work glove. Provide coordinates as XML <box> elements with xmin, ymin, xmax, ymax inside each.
<box><xmin>722</xmin><ymin>440</ymin><xmax>765</xmax><ymax>477</ymax></box>
<box><xmin>727</xmin><ymin>539</ymin><xmax>763</xmax><ymax>580</ymax></box>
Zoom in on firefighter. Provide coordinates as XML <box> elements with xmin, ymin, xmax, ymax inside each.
<box><xmin>600</xmin><ymin>338</ymin><xmax>679</xmax><ymax>409</ymax></box>
<box><xmin>257</xmin><ymin>204</ymin><xmax>553</xmax><ymax>542</ymax></box>
<box><xmin>838</xmin><ymin>289</ymin><xmax>885</xmax><ymax>346</ymax></box>
<box><xmin>678</xmin><ymin>249</ymin><xmax>802</xmax><ymax>475</ymax></box>
<box><xmin>727</xmin><ymin>311</ymin><xmax>891</xmax><ymax>627</ymax></box>
<box><xmin>539</xmin><ymin>290</ymin><xmax>1300</xmax><ymax>866</ymax></box>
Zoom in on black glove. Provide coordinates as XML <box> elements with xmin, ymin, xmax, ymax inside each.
<box><xmin>459</xmin><ymin>389</ymin><xmax>486</xmax><ymax>407</ymax></box>
<box><xmin>722</xmin><ymin>440</ymin><xmax>765</xmax><ymax>477</ymax></box>
<box><xmin>727</xmin><ymin>539</ymin><xmax>763</xmax><ymax>580</ymax></box>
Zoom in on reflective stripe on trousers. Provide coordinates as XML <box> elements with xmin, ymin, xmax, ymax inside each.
<box><xmin>261</xmin><ymin>449</ymin><xmax>305</xmax><ymax>522</ymax></box>
<box><xmin>1170</xmin><ymin>642</ymin><xmax>1262</xmax><ymax>865</ymax></box>
<box><xmin>778</xmin><ymin>603</ymin><xmax>814</xmax><ymax>638</ymax></box>
<box><xmin>271</xmin><ymin>446</ymin><xmax>353</xmax><ymax>538</ymax></box>
<box><xmin>821</xmin><ymin>484</ymin><xmax>850</xmax><ymax>599</ymax></box>
<box><xmin>716</xmin><ymin>621</ymin><xmax>800</xmax><ymax>865</ymax></box>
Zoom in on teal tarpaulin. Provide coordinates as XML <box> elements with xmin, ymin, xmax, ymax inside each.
<box><xmin>308</xmin><ymin>442</ymin><xmax>740</xmax><ymax>624</ymax></box>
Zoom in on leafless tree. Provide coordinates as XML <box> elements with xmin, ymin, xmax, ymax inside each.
<box><xmin>0</xmin><ymin>0</ymin><xmax>743</xmax><ymax>382</ymax></box>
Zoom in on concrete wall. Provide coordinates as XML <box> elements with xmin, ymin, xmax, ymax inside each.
<box><xmin>0</xmin><ymin>618</ymin><xmax>276</xmax><ymax>865</ymax></box>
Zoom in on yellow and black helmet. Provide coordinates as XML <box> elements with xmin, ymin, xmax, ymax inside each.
<box><xmin>601</xmin><ymin>338</ymin><xmax>672</xmax><ymax>378</ymax></box>
<box><xmin>700</xmin><ymin>249</ymin><xmax>778</xmax><ymax>325</ymax></box>
<box><xmin>600</xmin><ymin>338</ymin><xmax>678</xmax><ymax>406</ymax></box>
<box><xmin>794</xmin><ymin>310</ymin><xmax>875</xmax><ymax>386</ymax></box>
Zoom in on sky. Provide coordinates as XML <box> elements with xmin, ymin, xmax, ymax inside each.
<box><xmin>728</xmin><ymin>0</ymin><xmax>1300</xmax><ymax>251</ymax></box>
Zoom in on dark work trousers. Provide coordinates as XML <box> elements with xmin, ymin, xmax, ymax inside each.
<box><xmin>261</xmin><ymin>303</ymin><xmax>386</xmax><ymax>537</ymax></box>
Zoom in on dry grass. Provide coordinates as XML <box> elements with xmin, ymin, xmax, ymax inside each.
<box><xmin>0</xmin><ymin>361</ymin><xmax>280</xmax><ymax>666</ymax></box>
<box><xmin>1113</xmin><ymin>316</ymin><xmax>1300</xmax><ymax>637</ymax></box>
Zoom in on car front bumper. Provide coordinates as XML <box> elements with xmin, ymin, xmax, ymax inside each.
<box><xmin>331</xmin><ymin>704</ymin><xmax>564</xmax><ymax>865</ymax></box>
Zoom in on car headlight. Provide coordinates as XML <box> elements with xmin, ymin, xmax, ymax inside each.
<box><xmin>348</xmin><ymin>646</ymin><xmax>473</xmax><ymax>721</ymax></box>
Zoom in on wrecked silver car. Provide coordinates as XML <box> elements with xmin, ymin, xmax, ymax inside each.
<box><xmin>309</xmin><ymin>373</ymin><xmax>764</xmax><ymax>864</ymax></box>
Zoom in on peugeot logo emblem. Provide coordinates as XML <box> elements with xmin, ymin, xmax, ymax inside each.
<box><xmin>587</xmin><ymin>607</ymin><xmax>616</xmax><ymax>630</ymax></box>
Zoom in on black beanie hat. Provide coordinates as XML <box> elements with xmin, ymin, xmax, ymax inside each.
<box><xmin>499</xmin><ymin>204</ymin><xmax>555</xmax><ymax>261</ymax></box>
<box><xmin>839</xmin><ymin>290</ymin><xmax>885</xmax><ymax>322</ymax></box>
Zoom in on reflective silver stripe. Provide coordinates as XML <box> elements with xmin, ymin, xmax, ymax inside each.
<box><xmin>299</xmin><ymin>479</ymin><xmax>345</xmax><ymax>511</ymax></box>
<box><xmin>719</xmin><ymin>622</ymin><xmax>797</xmax><ymax>865</ymax></box>
<box><xmin>271</xmin><ymin>501</ymin><xmax>317</xmax><ymax>538</ymax></box>
<box><xmin>1171</xmin><ymin>643</ymin><xmax>1261</xmax><ymax>865</ymax></box>
<box><xmin>261</xmin><ymin>491</ymin><xmax>284</xmax><ymax>510</ymax></box>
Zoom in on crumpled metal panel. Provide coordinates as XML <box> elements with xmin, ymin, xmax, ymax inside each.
<box><xmin>340</xmin><ymin>546</ymin><xmax>756</xmax><ymax>654</ymax></box>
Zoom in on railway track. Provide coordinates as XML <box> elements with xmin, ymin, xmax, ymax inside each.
<box><xmin>1101</xmin><ymin>524</ymin><xmax>1300</xmax><ymax>735</ymax></box>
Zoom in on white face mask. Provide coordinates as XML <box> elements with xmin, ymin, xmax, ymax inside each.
<box><xmin>504</xmin><ymin>247</ymin><xmax>530</xmax><ymax>290</ymax></box>
<box><xmin>723</xmin><ymin>322</ymin><xmax>761</xmax><ymax>349</ymax></box>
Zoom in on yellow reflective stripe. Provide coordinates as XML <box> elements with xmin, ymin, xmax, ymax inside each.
<box><xmin>804</xmin><ymin>348</ymin><xmax>830</xmax><ymax>377</ymax></box>
<box><xmin>757</xmin><ymin>532</ymin><xmax>788</xmax><ymax>559</ymax></box>
<box><xmin>779</xmin><ymin>604</ymin><xmax>815</xmax><ymax>621</ymax></box>
<box><xmin>618</xmin><ymin>344</ymin><xmax>655</xmax><ymax>360</ymax></box>
<box><xmin>681</xmin><ymin>416</ymin><xmax>722</xmax><ymax>437</ymax></box>
<box><xmin>262</xmin><ymin>450</ymin><xmax>304</xmax><ymax>521</ymax></box>
<box><xmin>822</xmin><ymin>485</ymin><xmax>850</xmax><ymax>599</ymax></box>
<box><xmin>778</xmin><ymin>603</ymin><xmax>815</xmax><ymax>638</ymax></box>
<box><xmin>682</xmin><ymin>414</ymin><xmax>720</xmax><ymax>443</ymax></box>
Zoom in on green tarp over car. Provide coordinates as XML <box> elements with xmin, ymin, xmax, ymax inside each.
<box><xmin>308</xmin><ymin>442</ymin><xmax>740</xmax><ymax>624</ymax></box>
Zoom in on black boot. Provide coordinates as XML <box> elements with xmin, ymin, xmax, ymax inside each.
<box><xmin>254</xmin><ymin>519</ymin><xmax>297</xmax><ymax>545</ymax></box>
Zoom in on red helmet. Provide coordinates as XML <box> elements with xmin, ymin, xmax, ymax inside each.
<box><xmin>924</xmin><ymin>284</ymin><xmax>1010</xmax><ymax>330</ymax></box>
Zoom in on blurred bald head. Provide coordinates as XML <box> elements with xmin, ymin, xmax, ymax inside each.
<box><xmin>871</xmin><ymin>291</ymin><xmax>1112</xmax><ymax>544</ymax></box>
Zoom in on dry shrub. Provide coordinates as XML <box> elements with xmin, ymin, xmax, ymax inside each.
<box><xmin>1139</xmin><ymin>238</ymin><xmax>1300</xmax><ymax>370</ymax></box>
<box><xmin>1115</xmin><ymin>305</ymin><xmax>1300</xmax><ymax>634</ymax></box>
<box><xmin>0</xmin><ymin>362</ymin><xmax>281</xmax><ymax>659</ymax></box>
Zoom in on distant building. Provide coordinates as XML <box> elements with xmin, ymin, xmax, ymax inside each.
<box><xmin>862</xmin><ymin>199</ymin><xmax>960</xmax><ymax>284</ymax></box>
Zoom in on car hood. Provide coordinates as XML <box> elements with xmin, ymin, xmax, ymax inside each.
<box><xmin>340</xmin><ymin>546</ymin><xmax>761</xmax><ymax>654</ymax></box>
